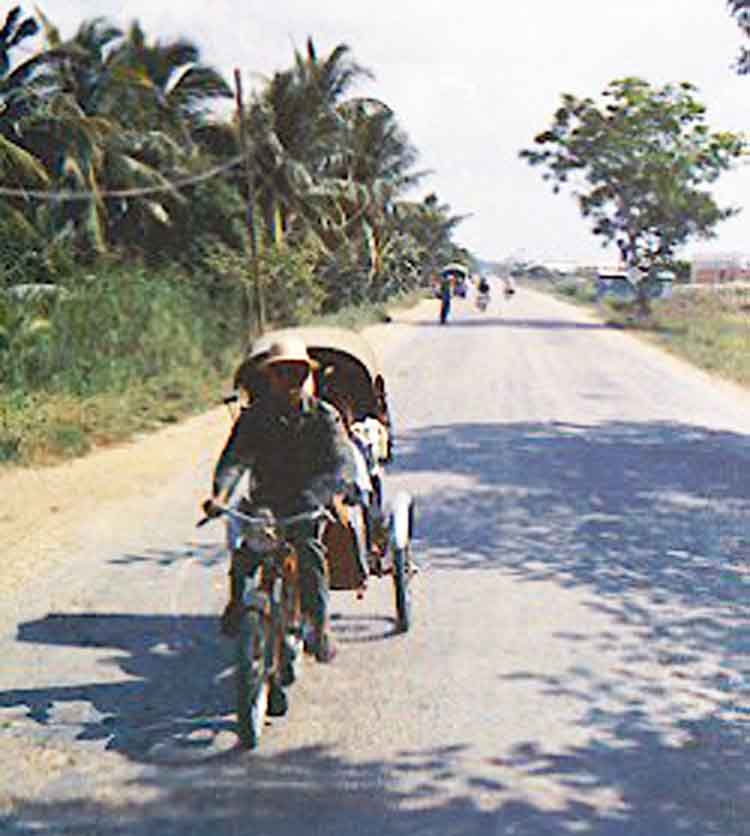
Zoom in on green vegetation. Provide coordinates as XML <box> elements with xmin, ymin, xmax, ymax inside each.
<box><xmin>0</xmin><ymin>264</ymin><xmax>245</xmax><ymax>464</ymax></box>
<box><xmin>0</xmin><ymin>7</ymin><xmax>471</xmax><ymax>467</ymax></box>
<box><xmin>0</xmin><ymin>263</ymin><xmax>417</xmax><ymax>466</ymax></box>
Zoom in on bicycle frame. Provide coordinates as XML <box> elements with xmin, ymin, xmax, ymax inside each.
<box><xmin>226</xmin><ymin>506</ymin><xmax>331</xmax><ymax>656</ymax></box>
<box><xmin>199</xmin><ymin>504</ymin><xmax>330</xmax><ymax>747</ymax></box>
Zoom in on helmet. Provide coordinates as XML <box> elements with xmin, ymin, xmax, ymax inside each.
<box><xmin>258</xmin><ymin>335</ymin><xmax>317</xmax><ymax>370</ymax></box>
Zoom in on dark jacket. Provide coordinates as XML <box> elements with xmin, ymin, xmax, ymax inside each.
<box><xmin>213</xmin><ymin>395</ymin><xmax>356</xmax><ymax>514</ymax></box>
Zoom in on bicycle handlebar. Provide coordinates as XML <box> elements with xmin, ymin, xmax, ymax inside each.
<box><xmin>197</xmin><ymin>504</ymin><xmax>333</xmax><ymax>529</ymax></box>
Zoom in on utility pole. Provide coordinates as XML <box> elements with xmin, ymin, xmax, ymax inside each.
<box><xmin>234</xmin><ymin>68</ymin><xmax>265</xmax><ymax>336</ymax></box>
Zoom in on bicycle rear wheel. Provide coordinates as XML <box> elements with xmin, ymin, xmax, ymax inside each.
<box><xmin>393</xmin><ymin>545</ymin><xmax>412</xmax><ymax>633</ymax></box>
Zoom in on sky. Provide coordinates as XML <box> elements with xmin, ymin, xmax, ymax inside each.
<box><xmin>29</xmin><ymin>1</ymin><xmax>750</xmax><ymax>265</ymax></box>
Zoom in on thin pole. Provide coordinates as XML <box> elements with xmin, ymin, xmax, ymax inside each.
<box><xmin>234</xmin><ymin>68</ymin><xmax>265</xmax><ymax>336</ymax></box>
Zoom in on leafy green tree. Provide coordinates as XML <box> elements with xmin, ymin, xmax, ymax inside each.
<box><xmin>520</xmin><ymin>77</ymin><xmax>745</xmax><ymax>311</ymax></box>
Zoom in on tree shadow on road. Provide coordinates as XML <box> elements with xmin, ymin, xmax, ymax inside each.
<box><xmin>0</xmin><ymin>612</ymin><xmax>236</xmax><ymax>763</ymax></box>
<box><xmin>3</xmin><ymin>418</ymin><xmax>750</xmax><ymax>834</ymax></box>
<box><xmin>394</xmin><ymin>419</ymin><xmax>750</xmax><ymax>616</ymax></box>
<box><xmin>111</xmin><ymin>538</ymin><xmax>224</xmax><ymax>569</ymax></box>
<box><xmin>387</xmin><ymin>417</ymin><xmax>750</xmax><ymax>832</ymax></box>
<box><xmin>2</xmin><ymin>715</ymin><xmax>749</xmax><ymax>835</ymax></box>
<box><xmin>410</xmin><ymin>315</ymin><xmax>610</xmax><ymax>331</ymax></box>
<box><xmin>393</xmin><ymin>417</ymin><xmax>750</xmax><ymax>681</ymax></box>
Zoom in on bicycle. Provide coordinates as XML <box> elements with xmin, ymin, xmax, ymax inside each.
<box><xmin>198</xmin><ymin>504</ymin><xmax>331</xmax><ymax>749</ymax></box>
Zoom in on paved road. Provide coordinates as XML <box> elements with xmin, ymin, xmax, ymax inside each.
<box><xmin>2</xmin><ymin>285</ymin><xmax>750</xmax><ymax>835</ymax></box>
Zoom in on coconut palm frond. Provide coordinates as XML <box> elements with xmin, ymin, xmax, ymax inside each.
<box><xmin>119</xmin><ymin>154</ymin><xmax>186</xmax><ymax>201</ymax></box>
<box><xmin>33</xmin><ymin>6</ymin><xmax>62</xmax><ymax>48</ymax></box>
<box><xmin>83</xmin><ymin>195</ymin><xmax>107</xmax><ymax>253</ymax></box>
<box><xmin>60</xmin><ymin>152</ymin><xmax>86</xmax><ymax>186</ymax></box>
<box><xmin>166</xmin><ymin>64</ymin><xmax>232</xmax><ymax>110</ymax></box>
<box><xmin>0</xmin><ymin>134</ymin><xmax>49</xmax><ymax>184</ymax></box>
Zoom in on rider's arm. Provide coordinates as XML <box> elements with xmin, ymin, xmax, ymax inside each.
<box><xmin>211</xmin><ymin>411</ymin><xmax>256</xmax><ymax>504</ymax></box>
<box><xmin>303</xmin><ymin>402</ymin><xmax>358</xmax><ymax>507</ymax></box>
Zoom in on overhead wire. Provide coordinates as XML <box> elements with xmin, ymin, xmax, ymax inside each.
<box><xmin>0</xmin><ymin>153</ymin><xmax>245</xmax><ymax>201</ymax></box>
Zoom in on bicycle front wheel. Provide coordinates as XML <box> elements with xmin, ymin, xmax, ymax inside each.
<box><xmin>235</xmin><ymin>608</ymin><xmax>269</xmax><ymax>749</ymax></box>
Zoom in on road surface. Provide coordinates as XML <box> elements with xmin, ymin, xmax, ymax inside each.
<box><xmin>2</xmin><ymin>285</ymin><xmax>750</xmax><ymax>835</ymax></box>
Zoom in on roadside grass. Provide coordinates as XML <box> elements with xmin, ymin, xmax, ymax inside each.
<box><xmin>532</xmin><ymin>276</ymin><xmax>750</xmax><ymax>389</ymax></box>
<box><xmin>637</xmin><ymin>287</ymin><xmax>750</xmax><ymax>387</ymax></box>
<box><xmin>0</xmin><ymin>270</ymin><xmax>426</xmax><ymax>470</ymax></box>
<box><xmin>1</xmin><ymin>367</ymin><xmax>231</xmax><ymax>467</ymax></box>
<box><xmin>547</xmin><ymin>275</ymin><xmax>599</xmax><ymax>306</ymax></box>
<box><xmin>1</xmin><ymin>265</ymin><xmax>244</xmax><ymax>468</ymax></box>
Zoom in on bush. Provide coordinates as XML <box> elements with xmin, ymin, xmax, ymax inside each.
<box><xmin>0</xmin><ymin>209</ymin><xmax>77</xmax><ymax>288</ymax></box>
<box><xmin>260</xmin><ymin>241</ymin><xmax>325</xmax><ymax>325</ymax></box>
<box><xmin>557</xmin><ymin>276</ymin><xmax>596</xmax><ymax>303</ymax></box>
<box><xmin>0</xmin><ymin>264</ymin><xmax>244</xmax><ymax>395</ymax></box>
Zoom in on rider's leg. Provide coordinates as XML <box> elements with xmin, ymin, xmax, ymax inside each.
<box><xmin>221</xmin><ymin>547</ymin><xmax>262</xmax><ymax>637</ymax></box>
<box><xmin>220</xmin><ymin>555</ymin><xmax>245</xmax><ymax>637</ymax></box>
<box><xmin>293</xmin><ymin>527</ymin><xmax>336</xmax><ymax>663</ymax></box>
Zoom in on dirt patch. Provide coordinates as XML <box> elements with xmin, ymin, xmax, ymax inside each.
<box><xmin>0</xmin><ymin>407</ymin><xmax>230</xmax><ymax>596</ymax></box>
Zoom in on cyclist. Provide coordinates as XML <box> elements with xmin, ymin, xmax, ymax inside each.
<box><xmin>202</xmin><ymin>335</ymin><xmax>356</xmax><ymax>665</ymax></box>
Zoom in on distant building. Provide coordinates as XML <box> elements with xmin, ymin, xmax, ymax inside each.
<box><xmin>691</xmin><ymin>253</ymin><xmax>750</xmax><ymax>284</ymax></box>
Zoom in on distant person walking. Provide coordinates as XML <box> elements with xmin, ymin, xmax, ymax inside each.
<box><xmin>439</xmin><ymin>273</ymin><xmax>452</xmax><ymax>324</ymax></box>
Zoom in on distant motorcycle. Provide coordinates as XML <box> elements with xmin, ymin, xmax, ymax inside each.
<box><xmin>476</xmin><ymin>277</ymin><xmax>491</xmax><ymax>312</ymax></box>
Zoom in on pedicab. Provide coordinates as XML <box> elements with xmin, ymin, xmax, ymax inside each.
<box><xmin>440</xmin><ymin>262</ymin><xmax>469</xmax><ymax>298</ymax></box>
<box><xmin>234</xmin><ymin>325</ymin><xmax>416</xmax><ymax>634</ymax></box>
<box><xmin>205</xmin><ymin>327</ymin><xmax>415</xmax><ymax>748</ymax></box>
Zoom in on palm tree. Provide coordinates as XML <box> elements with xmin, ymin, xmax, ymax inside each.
<box><xmin>107</xmin><ymin>22</ymin><xmax>231</xmax><ymax>148</ymax></box>
<box><xmin>328</xmin><ymin>97</ymin><xmax>423</xmax><ymax>288</ymax></box>
<box><xmin>242</xmin><ymin>38</ymin><xmax>373</xmax><ymax>249</ymax></box>
<box><xmin>23</xmin><ymin>14</ymin><xmax>235</xmax><ymax>257</ymax></box>
<box><xmin>0</xmin><ymin>6</ymin><xmax>38</xmax><ymax>74</ymax></box>
<box><xmin>0</xmin><ymin>6</ymin><xmax>50</xmax><ymax>188</ymax></box>
<box><xmin>16</xmin><ymin>16</ymin><xmax>162</xmax><ymax>255</ymax></box>
<box><xmin>393</xmin><ymin>192</ymin><xmax>468</xmax><ymax>284</ymax></box>
<box><xmin>272</xmin><ymin>38</ymin><xmax>372</xmax><ymax>174</ymax></box>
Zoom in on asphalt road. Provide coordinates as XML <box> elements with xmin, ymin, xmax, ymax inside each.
<box><xmin>2</xmin><ymin>284</ymin><xmax>750</xmax><ymax>835</ymax></box>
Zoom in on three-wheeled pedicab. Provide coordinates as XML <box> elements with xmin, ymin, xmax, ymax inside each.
<box><xmin>215</xmin><ymin>326</ymin><xmax>416</xmax><ymax>747</ymax></box>
<box><xmin>238</xmin><ymin>326</ymin><xmax>416</xmax><ymax>631</ymax></box>
<box><xmin>440</xmin><ymin>262</ymin><xmax>469</xmax><ymax>298</ymax></box>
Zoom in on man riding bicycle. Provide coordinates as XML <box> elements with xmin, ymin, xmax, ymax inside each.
<box><xmin>202</xmin><ymin>335</ymin><xmax>356</xmax><ymax>664</ymax></box>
